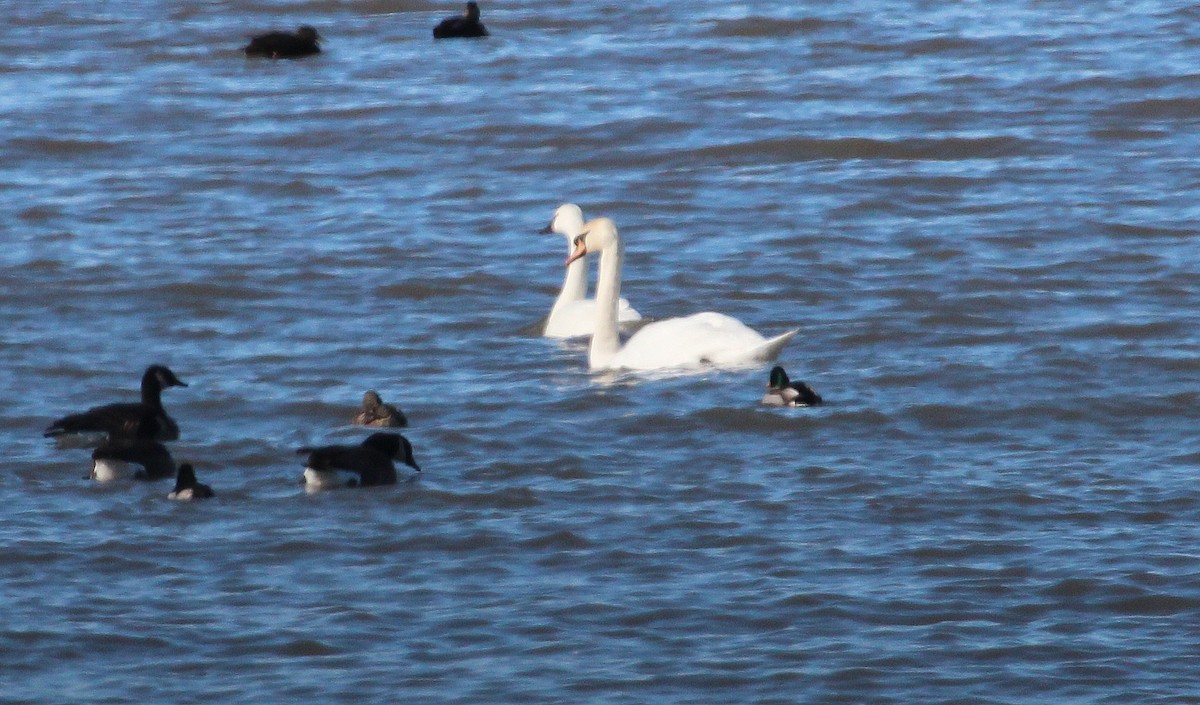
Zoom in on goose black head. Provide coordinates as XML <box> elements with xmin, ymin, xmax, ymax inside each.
<box><xmin>147</xmin><ymin>365</ymin><xmax>188</xmax><ymax>389</ymax></box>
<box><xmin>363</xmin><ymin>432</ymin><xmax>421</xmax><ymax>472</ymax></box>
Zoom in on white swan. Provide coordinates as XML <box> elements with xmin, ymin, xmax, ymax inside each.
<box><xmin>540</xmin><ymin>203</ymin><xmax>642</xmax><ymax>338</ymax></box>
<box><xmin>568</xmin><ymin>217</ymin><xmax>798</xmax><ymax>371</ymax></box>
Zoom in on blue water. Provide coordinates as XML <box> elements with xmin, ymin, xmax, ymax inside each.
<box><xmin>3</xmin><ymin>1</ymin><xmax>1200</xmax><ymax>702</ymax></box>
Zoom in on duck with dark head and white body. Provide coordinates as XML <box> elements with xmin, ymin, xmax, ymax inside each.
<box><xmin>761</xmin><ymin>366</ymin><xmax>822</xmax><ymax>407</ymax></box>
<box><xmin>539</xmin><ymin>204</ymin><xmax>642</xmax><ymax>338</ymax></box>
<box><xmin>298</xmin><ymin>432</ymin><xmax>421</xmax><ymax>492</ymax></box>
<box><xmin>565</xmin><ymin>218</ymin><xmax>798</xmax><ymax>372</ymax></box>
<box><xmin>168</xmin><ymin>463</ymin><xmax>214</xmax><ymax>500</ymax></box>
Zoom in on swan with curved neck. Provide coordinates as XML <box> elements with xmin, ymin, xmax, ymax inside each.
<box><xmin>540</xmin><ymin>204</ymin><xmax>641</xmax><ymax>339</ymax></box>
<box><xmin>567</xmin><ymin>218</ymin><xmax>798</xmax><ymax>371</ymax></box>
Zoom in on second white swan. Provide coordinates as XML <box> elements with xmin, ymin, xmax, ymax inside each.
<box><xmin>540</xmin><ymin>203</ymin><xmax>642</xmax><ymax>339</ymax></box>
<box><xmin>567</xmin><ymin>217</ymin><xmax>798</xmax><ymax>371</ymax></box>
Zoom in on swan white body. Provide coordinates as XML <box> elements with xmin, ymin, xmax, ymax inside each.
<box><xmin>572</xmin><ymin>217</ymin><xmax>797</xmax><ymax>371</ymax></box>
<box><xmin>542</xmin><ymin>204</ymin><xmax>641</xmax><ymax>339</ymax></box>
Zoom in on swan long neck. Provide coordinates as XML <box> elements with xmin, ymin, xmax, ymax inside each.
<box><xmin>551</xmin><ymin>242</ymin><xmax>588</xmax><ymax>314</ymax></box>
<box><xmin>589</xmin><ymin>236</ymin><xmax>623</xmax><ymax>370</ymax></box>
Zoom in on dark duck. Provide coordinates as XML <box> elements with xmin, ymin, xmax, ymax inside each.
<box><xmin>45</xmin><ymin>365</ymin><xmax>188</xmax><ymax>443</ymax></box>
<box><xmin>433</xmin><ymin>2</ymin><xmax>489</xmax><ymax>39</ymax></box>
<box><xmin>298</xmin><ymin>432</ymin><xmax>421</xmax><ymax>491</ymax></box>
<box><xmin>168</xmin><ymin>464</ymin><xmax>215</xmax><ymax>501</ymax></box>
<box><xmin>352</xmin><ymin>390</ymin><xmax>408</xmax><ymax>428</ymax></box>
<box><xmin>244</xmin><ymin>25</ymin><xmax>322</xmax><ymax>58</ymax></box>
<box><xmin>761</xmin><ymin>366</ymin><xmax>823</xmax><ymax>407</ymax></box>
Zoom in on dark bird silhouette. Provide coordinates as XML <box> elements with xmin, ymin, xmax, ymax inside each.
<box><xmin>45</xmin><ymin>365</ymin><xmax>188</xmax><ymax>442</ymax></box>
<box><xmin>761</xmin><ymin>366</ymin><xmax>823</xmax><ymax>407</ymax></box>
<box><xmin>352</xmin><ymin>390</ymin><xmax>408</xmax><ymax>428</ymax></box>
<box><xmin>433</xmin><ymin>2</ymin><xmax>489</xmax><ymax>39</ymax></box>
<box><xmin>298</xmin><ymin>432</ymin><xmax>421</xmax><ymax>489</ymax></box>
<box><xmin>244</xmin><ymin>25</ymin><xmax>322</xmax><ymax>58</ymax></box>
<box><xmin>90</xmin><ymin>433</ymin><xmax>177</xmax><ymax>482</ymax></box>
<box><xmin>168</xmin><ymin>463</ymin><xmax>215</xmax><ymax>500</ymax></box>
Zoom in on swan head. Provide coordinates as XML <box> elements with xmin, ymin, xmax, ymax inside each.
<box><xmin>566</xmin><ymin>217</ymin><xmax>619</xmax><ymax>266</ymax></box>
<box><xmin>539</xmin><ymin>203</ymin><xmax>584</xmax><ymax>238</ymax></box>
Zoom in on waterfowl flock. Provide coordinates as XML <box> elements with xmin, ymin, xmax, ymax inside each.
<box><xmin>44</xmin><ymin>364</ymin><xmax>419</xmax><ymax>499</ymax></box>
<box><xmin>38</xmin><ymin>4</ymin><xmax>824</xmax><ymax>500</ymax></box>
<box><xmin>242</xmin><ymin>3</ymin><xmax>489</xmax><ymax>62</ymax></box>
<box><xmin>40</xmin><ymin>202</ymin><xmax>823</xmax><ymax>498</ymax></box>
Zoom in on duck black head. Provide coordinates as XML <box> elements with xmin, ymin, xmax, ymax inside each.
<box><xmin>767</xmin><ymin>366</ymin><xmax>790</xmax><ymax>389</ymax></box>
<box><xmin>465</xmin><ymin>2</ymin><xmax>481</xmax><ymax>21</ymax></box>
<box><xmin>175</xmin><ymin>463</ymin><xmax>197</xmax><ymax>489</ymax></box>
<box><xmin>362</xmin><ymin>390</ymin><xmax>384</xmax><ymax>410</ymax></box>
<box><xmin>297</xmin><ymin>25</ymin><xmax>321</xmax><ymax>43</ymax></box>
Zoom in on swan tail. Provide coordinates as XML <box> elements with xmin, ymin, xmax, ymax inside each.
<box><xmin>753</xmin><ymin>328</ymin><xmax>799</xmax><ymax>363</ymax></box>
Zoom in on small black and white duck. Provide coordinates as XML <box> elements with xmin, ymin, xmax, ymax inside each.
<box><xmin>45</xmin><ymin>365</ymin><xmax>188</xmax><ymax>443</ymax></box>
<box><xmin>432</xmin><ymin>2</ymin><xmax>489</xmax><ymax>39</ymax></box>
<box><xmin>352</xmin><ymin>390</ymin><xmax>408</xmax><ymax>428</ymax></box>
<box><xmin>168</xmin><ymin>463</ymin><xmax>215</xmax><ymax>501</ymax></box>
<box><xmin>297</xmin><ymin>432</ymin><xmax>421</xmax><ymax>490</ymax></box>
<box><xmin>761</xmin><ymin>366</ymin><xmax>823</xmax><ymax>407</ymax></box>
<box><xmin>244</xmin><ymin>25</ymin><xmax>322</xmax><ymax>58</ymax></box>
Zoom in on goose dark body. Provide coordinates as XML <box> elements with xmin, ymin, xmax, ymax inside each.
<box><xmin>298</xmin><ymin>432</ymin><xmax>420</xmax><ymax>487</ymax></box>
<box><xmin>244</xmin><ymin>25</ymin><xmax>322</xmax><ymax>58</ymax></box>
<box><xmin>44</xmin><ymin>365</ymin><xmax>188</xmax><ymax>442</ymax></box>
<box><xmin>91</xmin><ymin>438</ymin><xmax>176</xmax><ymax>481</ymax></box>
<box><xmin>433</xmin><ymin>2</ymin><xmax>489</xmax><ymax>39</ymax></box>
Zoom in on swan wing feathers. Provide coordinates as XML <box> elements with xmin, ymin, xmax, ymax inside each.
<box><xmin>611</xmin><ymin>312</ymin><xmax>796</xmax><ymax>370</ymax></box>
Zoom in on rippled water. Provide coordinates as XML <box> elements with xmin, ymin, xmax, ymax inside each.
<box><xmin>3</xmin><ymin>1</ymin><xmax>1200</xmax><ymax>702</ymax></box>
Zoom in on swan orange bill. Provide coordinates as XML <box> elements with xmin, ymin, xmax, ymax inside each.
<box><xmin>566</xmin><ymin>234</ymin><xmax>588</xmax><ymax>266</ymax></box>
